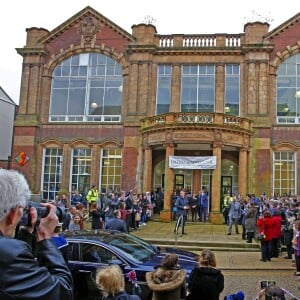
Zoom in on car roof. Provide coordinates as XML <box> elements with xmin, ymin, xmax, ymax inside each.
<box><xmin>61</xmin><ymin>229</ymin><xmax>127</xmax><ymax>242</ymax></box>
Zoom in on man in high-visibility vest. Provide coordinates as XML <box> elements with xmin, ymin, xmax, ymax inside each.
<box><xmin>222</xmin><ymin>194</ymin><xmax>231</xmax><ymax>224</ymax></box>
<box><xmin>86</xmin><ymin>185</ymin><xmax>99</xmax><ymax>209</ymax></box>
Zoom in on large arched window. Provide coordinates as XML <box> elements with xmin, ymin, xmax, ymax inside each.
<box><xmin>50</xmin><ymin>53</ymin><xmax>123</xmax><ymax>122</ymax></box>
<box><xmin>276</xmin><ymin>53</ymin><xmax>300</xmax><ymax>124</ymax></box>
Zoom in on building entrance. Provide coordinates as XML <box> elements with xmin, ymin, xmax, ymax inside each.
<box><xmin>221</xmin><ymin>176</ymin><xmax>232</xmax><ymax>209</ymax></box>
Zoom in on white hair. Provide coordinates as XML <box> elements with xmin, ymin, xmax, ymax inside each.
<box><xmin>0</xmin><ymin>169</ymin><xmax>31</xmax><ymax>220</ymax></box>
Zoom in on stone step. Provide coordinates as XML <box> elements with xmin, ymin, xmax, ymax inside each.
<box><xmin>142</xmin><ymin>238</ymin><xmax>261</xmax><ymax>252</ymax></box>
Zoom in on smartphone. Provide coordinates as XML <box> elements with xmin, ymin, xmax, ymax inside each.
<box><xmin>260</xmin><ymin>280</ymin><xmax>276</xmax><ymax>289</ymax></box>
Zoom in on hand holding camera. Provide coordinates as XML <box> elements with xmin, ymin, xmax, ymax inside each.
<box><xmin>36</xmin><ymin>203</ymin><xmax>59</xmax><ymax>241</ymax></box>
<box><xmin>19</xmin><ymin>201</ymin><xmax>66</xmax><ymax>241</ymax></box>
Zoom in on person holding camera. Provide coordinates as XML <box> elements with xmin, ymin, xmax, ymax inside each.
<box><xmin>0</xmin><ymin>169</ymin><xmax>73</xmax><ymax>299</ymax></box>
<box><xmin>254</xmin><ymin>283</ymin><xmax>285</xmax><ymax>300</ymax></box>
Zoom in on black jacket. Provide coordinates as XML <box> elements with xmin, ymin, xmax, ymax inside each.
<box><xmin>0</xmin><ymin>231</ymin><xmax>73</xmax><ymax>300</ymax></box>
<box><xmin>187</xmin><ymin>266</ymin><xmax>224</xmax><ymax>300</ymax></box>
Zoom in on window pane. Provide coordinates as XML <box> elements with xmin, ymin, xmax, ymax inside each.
<box><xmin>156</xmin><ymin>65</ymin><xmax>171</xmax><ymax>114</ymax></box>
<box><xmin>50</xmin><ymin>53</ymin><xmax>122</xmax><ymax>122</ymax></box>
<box><xmin>68</xmin><ymin>89</ymin><xmax>86</xmax><ymax>115</ymax></box>
<box><xmin>276</xmin><ymin>53</ymin><xmax>300</xmax><ymax>120</ymax></box>
<box><xmin>42</xmin><ymin>148</ymin><xmax>63</xmax><ymax>201</ymax></box>
<box><xmin>51</xmin><ymin>89</ymin><xmax>68</xmax><ymax>114</ymax></box>
<box><xmin>273</xmin><ymin>151</ymin><xmax>296</xmax><ymax>196</ymax></box>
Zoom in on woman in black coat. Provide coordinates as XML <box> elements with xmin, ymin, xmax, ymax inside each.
<box><xmin>187</xmin><ymin>249</ymin><xmax>224</xmax><ymax>300</ymax></box>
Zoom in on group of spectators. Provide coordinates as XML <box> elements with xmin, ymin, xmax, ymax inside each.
<box><xmin>223</xmin><ymin>192</ymin><xmax>300</xmax><ymax>271</ymax></box>
<box><xmin>57</xmin><ymin>187</ymin><xmax>165</xmax><ymax>234</ymax></box>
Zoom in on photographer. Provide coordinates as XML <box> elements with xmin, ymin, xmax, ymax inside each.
<box><xmin>255</xmin><ymin>283</ymin><xmax>285</xmax><ymax>300</ymax></box>
<box><xmin>0</xmin><ymin>169</ymin><xmax>73</xmax><ymax>299</ymax></box>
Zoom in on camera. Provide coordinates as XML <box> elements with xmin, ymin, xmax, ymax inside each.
<box><xmin>260</xmin><ymin>280</ymin><xmax>276</xmax><ymax>289</ymax></box>
<box><xmin>19</xmin><ymin>201</ymin><xmax>66</xmax><ymax>227</ymax></box>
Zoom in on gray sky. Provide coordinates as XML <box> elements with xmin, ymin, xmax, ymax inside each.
<box><xmin>1</xmin><ymin>0</ymin><xmax>299</xmax><ymax>104</ymax></box>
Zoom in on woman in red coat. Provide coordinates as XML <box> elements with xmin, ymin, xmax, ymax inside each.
<box><xmin>271</xmin><ymin>210</ymin><xmax>282</xmax><ymax>258</ymax></box>
<box><xmin>257</xmin><ymin>210</ymin><xmax>274</xmax><ymax>262</ymax></box>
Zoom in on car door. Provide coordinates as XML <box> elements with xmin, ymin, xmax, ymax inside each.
<box><xmin>68</xmin><ymin>241</ymin><xmax>117</xmax><ymax>299</ymax></box>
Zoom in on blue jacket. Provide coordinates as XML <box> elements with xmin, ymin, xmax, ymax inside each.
<box><xmin>198</xmin><ymin>193</ymin><xmax>208</xmax><ymax>208</ymax></box>
<box><xmin>176</xmin><ymin>196</ymin><xmax>189</xmax><ymax>216</ymax></box>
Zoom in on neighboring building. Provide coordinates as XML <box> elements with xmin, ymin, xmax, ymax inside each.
<box><xmin>0</xmin><ymin>87</ymin><xmax>16</xmax><ymax>168</ymax></box>
<box><xmin>12</xmin><ymin>7</ymin><xmax>300</xmax><ymax>223</ymax></box>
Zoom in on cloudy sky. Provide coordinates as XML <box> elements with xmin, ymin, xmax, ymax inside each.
<box><xmin>1</xmin><ymin>0</ymin><xmax>299</xmax><ymax>104</ymax></box>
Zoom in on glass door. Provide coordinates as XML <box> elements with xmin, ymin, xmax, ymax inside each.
<box><xmin>174</xmin><ymin>174</ymin><xmax>184</xmax><ymax>191</ymax></box>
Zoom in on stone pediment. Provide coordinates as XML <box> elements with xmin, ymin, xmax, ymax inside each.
<box><xmin>38</xmin><ymin>6</ymin><xmax>134</xmax><ymax>45</ymax></box>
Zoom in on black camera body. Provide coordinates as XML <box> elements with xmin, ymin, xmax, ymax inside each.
<box><xmin>19</xmin><ymin>201</ymin><xmax>66</xmax><ymax>227</ymax></box>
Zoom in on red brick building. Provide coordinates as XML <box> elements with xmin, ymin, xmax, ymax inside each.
<box><xmin>12</xmin><ymin>7</ymin><xmax>300</xmax><ymax>223</ymax></box>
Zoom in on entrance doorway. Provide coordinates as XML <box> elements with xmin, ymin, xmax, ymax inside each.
<box><xmin>221</xmin><ymin>176</ymin><xmax>232</xmax><ymax>196</ymax></box>
<box><xmin>221</xmin><ymin>176</ymin><xmax>232</xmax><ymax>209</ymax></box>
<box><xmin>174</xmin><ymin>174</ymin><xmax>184</xmax><ymax>191</ymax></box>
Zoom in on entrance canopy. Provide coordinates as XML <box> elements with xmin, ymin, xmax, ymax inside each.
<box><xmin>169</xmin><ymin>156</ymin><xmax>216</xmax><ymax>169</ymax></box>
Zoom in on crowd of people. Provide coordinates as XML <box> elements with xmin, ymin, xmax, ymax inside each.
<box><xmin>2</xmin><ymin>168</ymin><xmax>300</xmax><ymax>299</ymax></box>
<box><xmin>222</xmin><ymin>192</ymin><xmax>300</xmax><ymax>270</ymax></box>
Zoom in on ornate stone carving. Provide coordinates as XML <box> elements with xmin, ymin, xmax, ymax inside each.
<box><xmin>79</xmin><ymin>16</ymin><xmax>101</xmax><ymax>45</ymax></box>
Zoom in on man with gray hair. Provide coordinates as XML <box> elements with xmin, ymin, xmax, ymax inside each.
<box><xmin>0</xmin><ymin>169</ymin><xmax>73</xmax><ymax>299</ymax></box>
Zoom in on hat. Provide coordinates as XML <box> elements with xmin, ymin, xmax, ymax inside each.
<box><xmin>224</xmin><ymin>291</ymin><xmax>245</xmax><ymax>300</ymax></box>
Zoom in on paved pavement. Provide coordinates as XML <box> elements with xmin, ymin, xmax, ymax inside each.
<box><xmin>132</xmin><ymin>220</ymin><xmax>300</xmax><ymax>299</ymax></box>
<box><xmin>131</xmin><ymin>219</ymin><xmax>294</xmax><ymax>271</ymax></box>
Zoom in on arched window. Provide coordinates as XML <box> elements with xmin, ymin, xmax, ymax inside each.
<box><xmin>276</xmin><ymin>53</ymin><xmax>300</xmax><ymax>124</ymax></box>
<box><xmin>50</xmin><ymin>53</ymin><xmax>123</xmax><ymax>122</ymax></box>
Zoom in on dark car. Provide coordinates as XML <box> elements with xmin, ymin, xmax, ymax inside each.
<box><xmin>62</xmin><ymin>230</ymin><xmax>199</xmax><ymax>300</ymax></box>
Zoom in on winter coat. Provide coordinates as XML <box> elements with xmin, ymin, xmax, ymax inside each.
<box><xmin>257</xmin><ymin>216</ymin><xmax>274</xmax><ymax>241</ymax></box>
<box><xmin>0</xmin><ymin>231</ymin><xmax>73</xmax><ymax>300</ymax></box>
<box><xmin>176</xmin><ymin>196</ymin><xmax>189</xmax><ymax>216</ymax></box>
<box><xmin>89</xmin><ymin>209</ymin><xmax>102</xmax><ymax>230</ymax></box>
<box><xmin>146</xmin><ymin>266</ymin><xmax>186</xmax><ymax>300</ymax></box>
<box><xmin>187</xmin><ymin>266</ymin><xmax>224</xmax><ymax>300</ymax></box>
<box><xmin>105</xmin><ymin>217</ymin><xmax>128</xmax><ymax>232</ymax></box>
<box><xmin>271</xmin><ymin>215</ymin><xmax>282</xmax><ymax>239</ymax></box>
<box><xmin>244</xmin><ymin>207</ymin><xmax>257</xmax><ymax>232</ymax></box>
<box><xmin>228</xmin><ymin>200</ymin><xmax>241</xmax><ymax>220</ymax></box>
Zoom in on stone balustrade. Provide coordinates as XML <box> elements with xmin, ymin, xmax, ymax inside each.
<box><xmin>141</xmin><ymin>112</ymin><xmax>252</xmax><ymax>132</ymax></box>
<box><xmin>158</xmin><ymin>34</ymin><xmax>243</xmax><ymax>48</ymax></box>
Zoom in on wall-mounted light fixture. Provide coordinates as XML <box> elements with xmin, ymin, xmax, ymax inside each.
<box><xmin>90</xmin><ymin>102</ymin><xmax>98</xmax><ymax>108</ymax></box>
<box><xmin>225</xmin><ymin>106</ymin><xmax>230</xmax><ymax>113</ymax></box>
<box><xmin>283</xmin><ymin>106</ymin><xmax>289</xmax><ymax>112</ymax></box>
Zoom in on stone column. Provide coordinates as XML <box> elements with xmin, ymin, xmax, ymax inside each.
<box><xmin>193</xmin><ymin>169</ymin><xmax>201</xmax><ymax>194</ymax></box>
<box><xmin>91</xmin><ymin>144</ymin><xmax>100</xmax><ymax>188</ymax></box>
<box><xmin>143</xmin><ymin>147</ymin><xmax>153</xmax><ymax>193</ymax></box>
<box><xmin>171</xmin><ymin>64</ymin><xmax>181</xmax><ymax>112</ymax></box>
<box><xmin>215</xmin><ymin>64</ymin><xmax>225</xmax><ymax>113</ymax></box>
<box><xmin>210</xmin><ymin>143</ymin><xmax>223</xmax><ymax>224</ymax></box>
<box><xmin>160</xmin><ymin>143</ymin><xmax>175</xmax><ymax>222</ymax></box>
<box><xmin>238</xmin><ymin>147</ymin><xmax>248</xmax><ymax>197</ymax></box>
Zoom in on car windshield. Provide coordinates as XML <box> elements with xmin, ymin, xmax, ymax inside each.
<box><xmin>105</xmin><ymin>232</ymin><xmax>159</xmax><ymax>263</ymax></box>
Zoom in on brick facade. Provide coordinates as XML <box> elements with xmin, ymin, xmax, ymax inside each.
<box><xmin>12</xmin><ymin>7</ymin><xmax>300</xmax><ymax>223</ymax></box>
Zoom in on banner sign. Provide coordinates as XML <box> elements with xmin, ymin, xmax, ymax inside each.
<box><xmin>169</xmin><ymin>156</ymin><xmax>216</xmax><ymax>169</ymax></box>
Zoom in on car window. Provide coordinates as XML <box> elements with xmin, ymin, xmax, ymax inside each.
<box><xmin>108</xmin><ymin>235</ymin><xmax>157</xmax><ymax>263</ymax></box>
<box><xmin>81</xmin><ymin>243</ymin><xmax>116</xmax><ymax>264</ymax></box>
<box><xmin>68</xmin><ymin>242</ymin><xmax>80</xmax><ymax>261</ymax></box>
